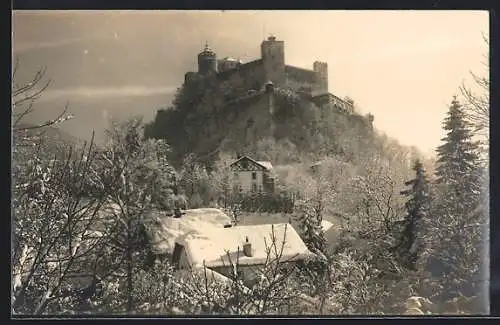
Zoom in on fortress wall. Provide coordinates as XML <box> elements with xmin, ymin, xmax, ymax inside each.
<box><xmin>285</xmin><ymin>78</ymin><xmax>316</xmax><ymax>93</ymax></box>
<box><xmin>285</xmin><ymin>66</ymin><xmax>317</xmax><ymax>83</ymax></box>
<box><xmin>285</xmin><ymin>65</ymin><xmax>317</xmax><ymax>93</ymax></box>
<box><xmin>217</xmin><ymin>60</ymin><xmax>266</xmax><ymax>94</ymax></box>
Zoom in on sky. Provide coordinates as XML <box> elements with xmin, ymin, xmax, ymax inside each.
<box><xmin>12</xmin><ymin>10</ymin><xmax>489</xmax><ymax>154</ymax></box>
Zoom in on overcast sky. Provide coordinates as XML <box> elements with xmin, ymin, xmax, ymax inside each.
<box><xmin>12</xmin><ymin>10</ymin><xmax>488</xmax><ymax>154</ymax></box>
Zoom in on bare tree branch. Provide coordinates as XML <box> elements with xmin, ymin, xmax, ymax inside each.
<box><xmin>11</xmin><ymin>58</ymin><xmax>73</xmax><ymax>132</ymax></box>
<box><xmin>459</xmin><ymin>35</ymin><xmax>489</xmax><ymax>153</ymax></box>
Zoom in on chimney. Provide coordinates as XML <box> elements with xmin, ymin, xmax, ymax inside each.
<box><xmin>243</xmin><ymin>236</ymin><xmax>253</xmax><ymax>257</ymax></box>
<box><xmin>265</xmin><ymin>80</ymin><xmax>274</xmax><ymax>93</ymax></box>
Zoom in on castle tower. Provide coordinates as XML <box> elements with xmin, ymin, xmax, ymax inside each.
<box><xmin>197</xmin><ymin>42</ymin><xmax>217</xmax><ymax>75</ymax></box>
<box><xmin>260</xmin><ymin>35</ymin><xmax>285</xmax><ymax>85</ymax></box>
<box><xmin>313</xmin><ymin>61</ymin><xmax>328</xmax><ymax>94</ymax></box>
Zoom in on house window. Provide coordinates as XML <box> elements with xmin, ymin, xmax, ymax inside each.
<box><xmin>252</xmin><ymin>183</ymin><xmax>257</xmax><ymax>193</ymax></box>
<box><xmin>234</xmin><ymin>172</ymin><xmax>239</xmax><ymax>178</ymax></box>
<box><xmin>258</xmin><ymin>185</ymin><xmax>263</xmax><ymax>193</ymax></box>
<box><xmin>251</xmin><ymin>172</ymin><xmax>257</xmax><ymax>180</ymax></box>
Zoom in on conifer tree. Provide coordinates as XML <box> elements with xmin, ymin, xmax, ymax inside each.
<box><xmin>295</xmin><ymin>198</ymin><xmax>329</xmax><ymax>300</ymax></box>
<box><xmin>431</xmin><ymin>96</ymin><xmax>483</xmax><ymax>301</ymax></box>
<box><xmin>296</xmin><ymin>199</ymin><xmax>326</xmax><ymax>254</ymax></box>
<box><xmin>435</xmin><ymin>96</ymin><xmax>481</xmax><ymax>214</ymax></box>
<box><xmin>395</xmin><ymin>159</ymin><xmax>431</xmax><ymax>271</ymax></box>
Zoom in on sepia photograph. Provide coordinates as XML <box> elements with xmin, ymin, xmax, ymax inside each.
<box><xmin>11</xmin><ymin>10</ymin><xmax>490</xmax><ymax>316</ymax></box>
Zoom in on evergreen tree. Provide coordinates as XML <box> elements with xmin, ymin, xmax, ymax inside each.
<box><xmin>430</xmin><ymin>97</ymin><xmax>483</xmax><ymax>301</ymax></box>
<box><xmin>296</xmin><ymin>199</ymin><xmax>326</xmax><ymax>254</ymax></box>
<box><xmin>394</xmin><ymin>159</ymin><xmax>431</xmax><ymax>271</ymax></box>
<box><xmin>435</xmin><ymin>96</ymin><xmax>481</xmax><ymax>213</ymax></box>
<box><xmin>295</xmin><ymin>199</ymin><xmax>329</xmax><ymax>299</ymax></box>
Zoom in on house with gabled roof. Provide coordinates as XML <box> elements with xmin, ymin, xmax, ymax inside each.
<box><xmin>230</xmin><ymin>155</ymin><xmax>275</xmax><ymax>194</ymax></box>
<box><xmin>171</xmin><ymin>223</ymin><xmax>315</xmax><ymax>286</ymax></box>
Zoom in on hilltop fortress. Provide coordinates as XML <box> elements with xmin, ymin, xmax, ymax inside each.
<box><xmin>186</xmin><ymin>36</ymin><xmax>330</xmax><ymax>96</ymax></box>
<box><xmin>184</xmin><ymin>36</ymin><xmax>355</xmax><ymax>113</ymax></box>
<box><xmin>150</xmin><ymin>36</ymin><xmax>374</xmax><ymax>163</ymax></box>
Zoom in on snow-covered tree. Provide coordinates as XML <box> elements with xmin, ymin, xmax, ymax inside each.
<box><xmin>294</xmin><ymin>193</ymin><xmax>330</xmax><ymax>308</ymax></box>
<box><xmin>12</xmin><ymin>136</ymin><xmax>111</xmax><ymax>315</ymax></box>
<box><xmin>97</xmin><ymin>117</ymin><xmax>177</xmax><ymax>313</ymax></box>
<box><xmin>394</xmin><ymin>159</ymin><xmax>431</xmax><ymax>271</ymax></box>
<box><xmin>295</xmin><ymin>199</ymin><xmax>326</xmax><ymax>254</ymax></box>
<box><xmin>435</xmin><ymin>97</ymin><xmax>481</xmax><ymax>211</ymax></box>
<box><xmin>12</xmin><ymin>58</ymin><xmax>73</xmax><ymax>133</ymax></box>
<box><xmin>429</xmin><ymin>97</ymin><xmax>484</xmax><ymax>306</ymax></box>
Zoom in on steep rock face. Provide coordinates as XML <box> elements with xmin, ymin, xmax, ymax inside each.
<box><xmin>146</xmin><ymin>75</ymin><xmax>374</xmax><ymax>167</ymax></box>
<box><xmin>223</xmin><ymin>91</ymin><xmax>275</xmax><ymax>150</ymax></box>
<box><xmin>171</xmin><ymin>89</ymin><xmax>275</xmax><ymax>164</ymax></box>
<box><xmin>192</xmin><ymin>86</ymin><xmax>324</xmax><ymax>162</ymax></box>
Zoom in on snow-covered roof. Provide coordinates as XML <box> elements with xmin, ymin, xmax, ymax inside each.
<box><xmin>149</xmin><ymin>208</ymin><xmax>232</xmax><ymax>255</ymax></box>
<box><xmin>177</xmin><ymin>223</ymin><xmax>315</xmax><ymax>268</ymax></box>
<box><xmin>321</xmin><ymin>220</ymin><xmax>334</xmax><ymax>232</ymax></box>
<box><xmin>183</xmin><ymin>208</ymin><xmax>232</xmax><ymax>226</ymax></box>
<box><xmin>230</xmin><ymin>156</ymin><xmax>273</xmax><ymax>171</ymax></box>
<box><xmin>256</xmin><ymin>161</ymin><xmax>273</xmax><ymax>171</ymax></box>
